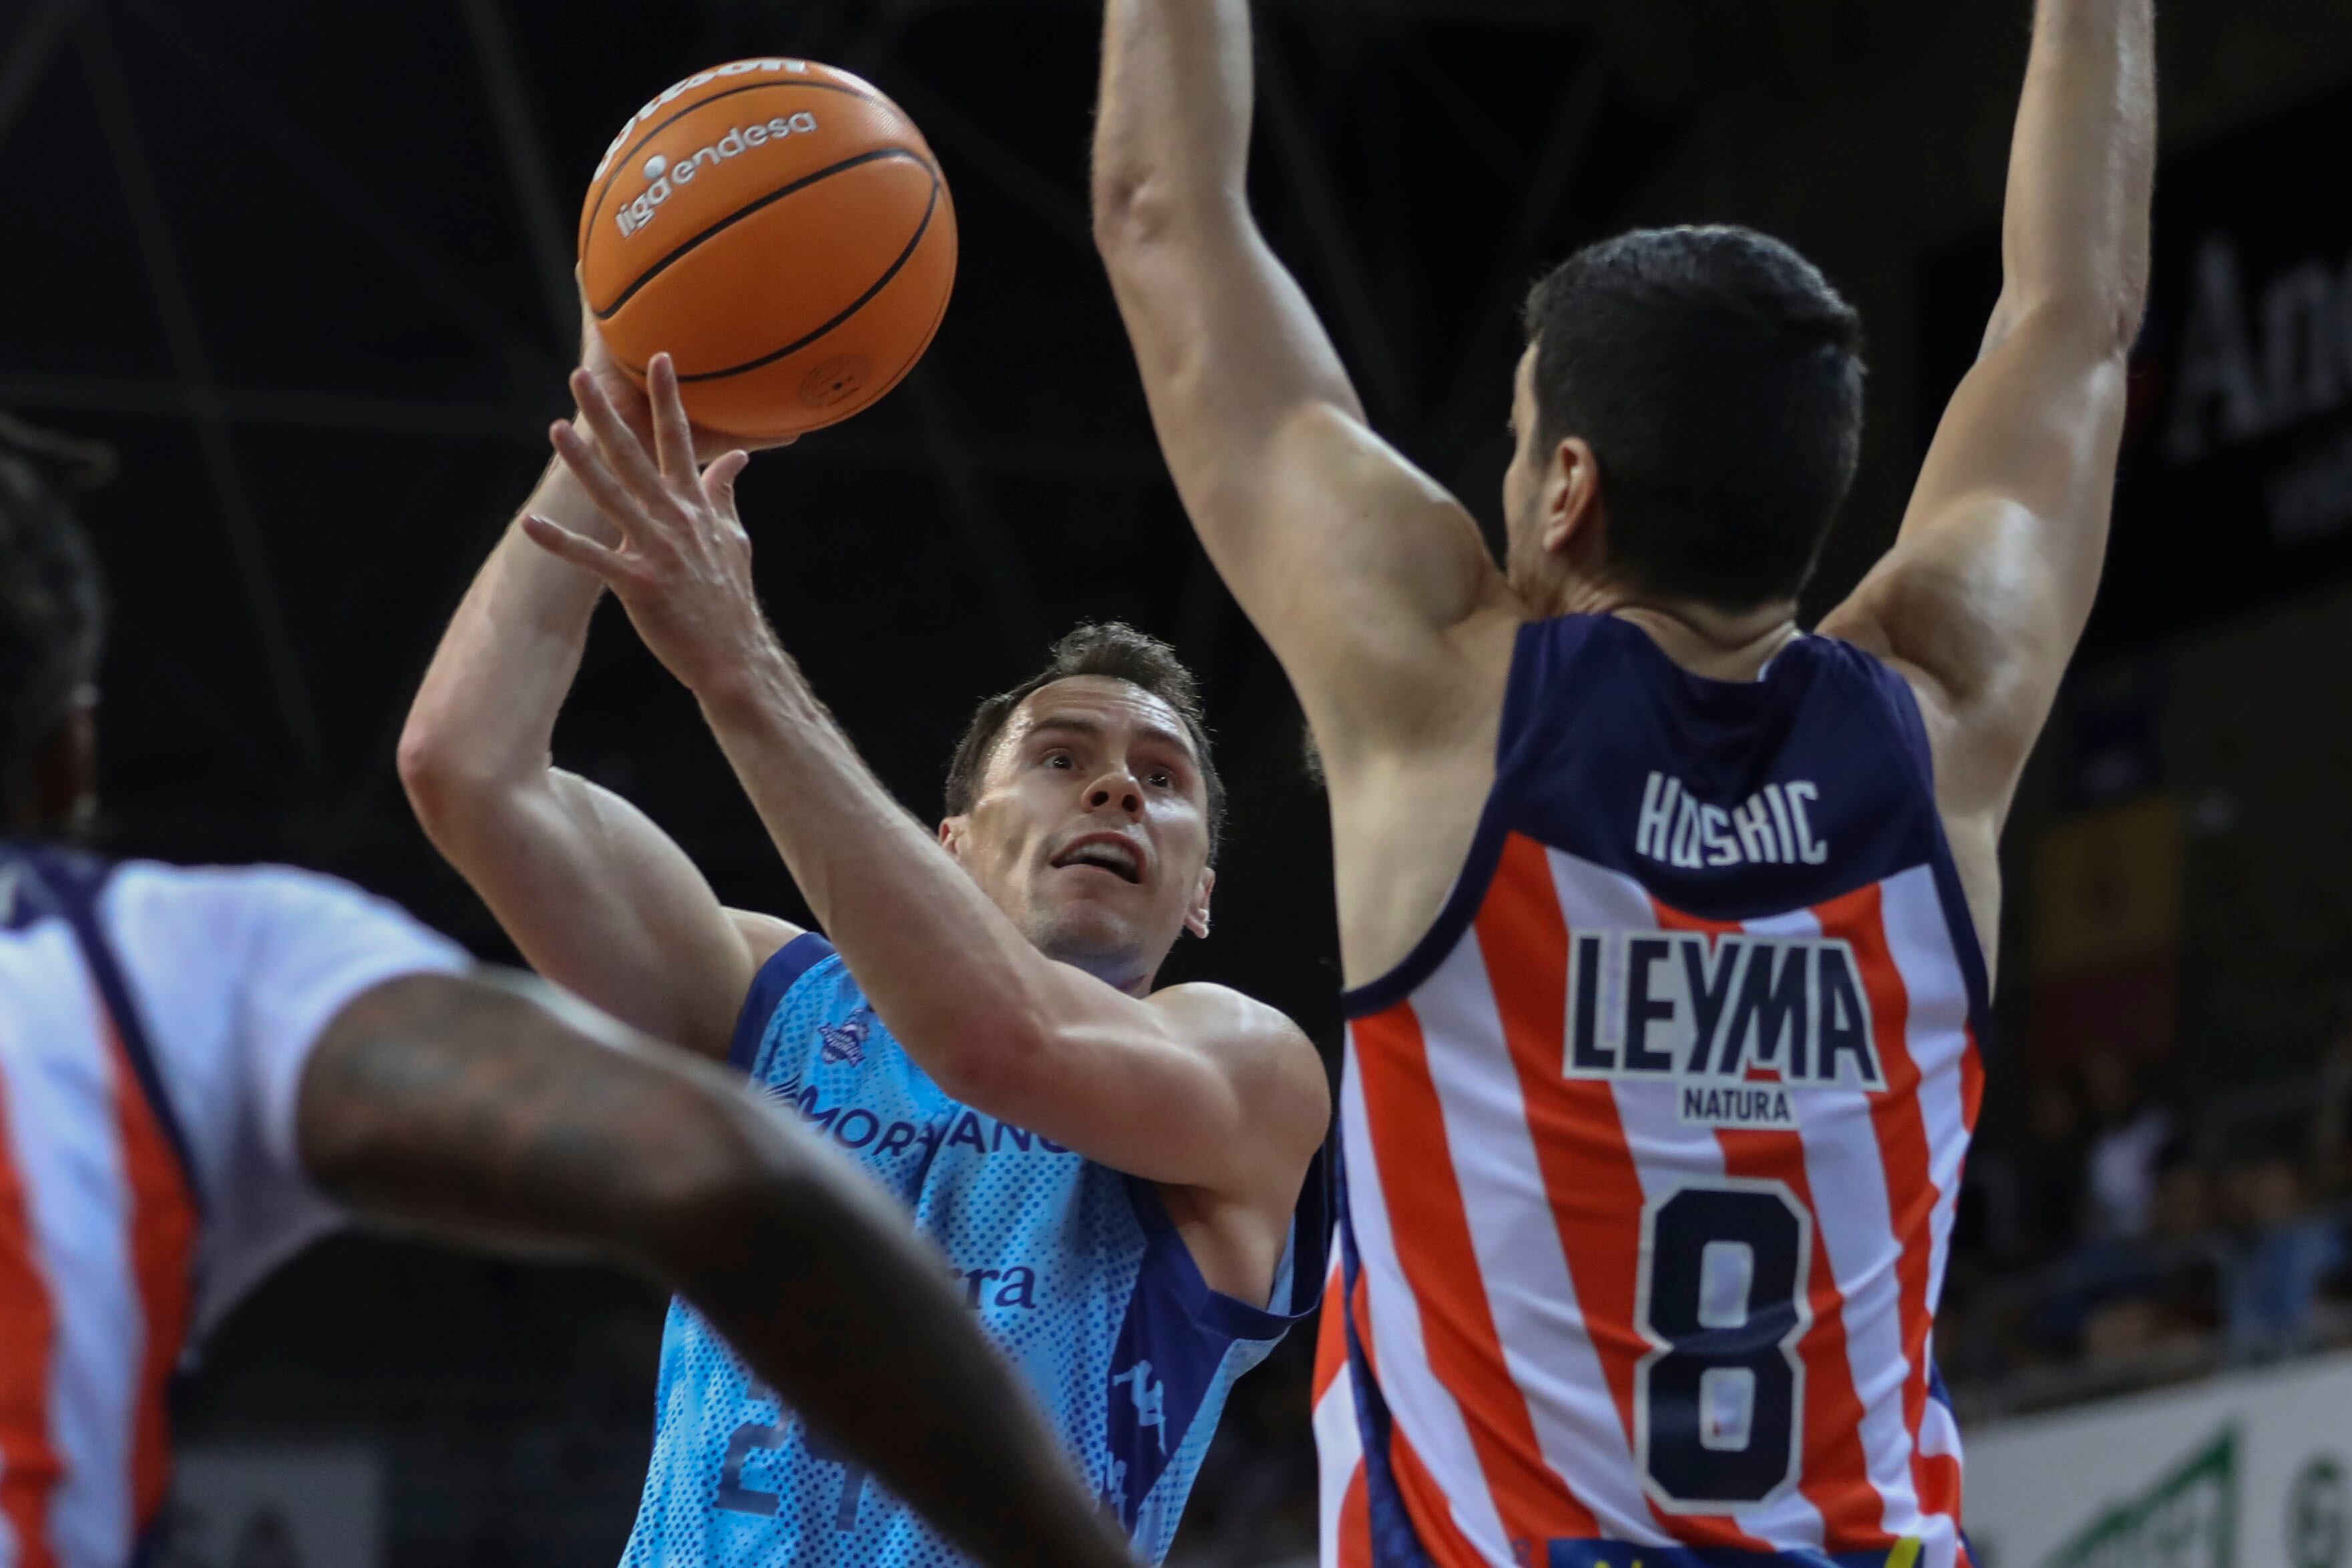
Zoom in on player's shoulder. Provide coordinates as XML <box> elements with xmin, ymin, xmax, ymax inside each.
<box><xmin>102</xmin><ymin>857</ymin><xmax>422</xmax><ymax>932</ymax></box>
<box><xmin>1145</xmin><ymin>979</ymin><xmax>1303</xmax><ymax>1040</ymax></box>
<box><xmin>1798</xmin><ymin>629</ymin><xmax>1954</xmax><ymax>769</ymax></box>
<box><xmin>95</xmin><ymin>859</ymin><xmax>468</xmax><ymax>1015</ymax></box>
<box><xmin>728</xmin><ymin>910</ymin><xmax>810</xmax><ymax>973</ymax></box>
<box><xmin>1148</xmin><ymin>983</ymin><xmax>1330</xmax><ymax>1136</ymax></box>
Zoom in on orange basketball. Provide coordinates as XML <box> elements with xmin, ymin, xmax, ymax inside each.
<box><xmin>578</xmin><ymin>59</ymin><xmax>958</xmax><ymax>440</ymax></box>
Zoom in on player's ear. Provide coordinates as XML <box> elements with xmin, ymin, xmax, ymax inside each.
<box><xmin>938</xmin><ymin>817</ymin><xmax>971</xmax><ymax>864</ymax></box>
<box><xmin>1183</xmin><ymin>865</ymin><xmax>1216</xmax><ymax>940</ymax></box>
<box><xmin>1544</xmin><ymin>435</ymin><xmax>1603</xmax><ymax>556</ymax></box>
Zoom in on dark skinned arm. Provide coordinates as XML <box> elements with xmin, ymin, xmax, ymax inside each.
<box><xmin>297</xmin><ymin>970</ymin><xmax>1134</xmax><ymax>1568</ymax></box>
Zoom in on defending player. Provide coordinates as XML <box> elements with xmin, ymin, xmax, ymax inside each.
<box><xmin>0</xmin><ymin>437</ymin><xmax>1141</xmax><ymax>1568</ymax></box>
<box><xmin>399</xmin><ymin>331</ymin><xmax>1330</xmax><ymax>1564</ymax></box>
<box><xmin>1093</xmin><ymin>0</ymin><xmax>2150</xmax><ymax>1563</ymax></box>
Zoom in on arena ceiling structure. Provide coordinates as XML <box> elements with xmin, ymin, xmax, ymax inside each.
<box><xmin>0</xmin><ymin>0</ymin><xmax>1674</xmax><ymax>1034</ymax></box>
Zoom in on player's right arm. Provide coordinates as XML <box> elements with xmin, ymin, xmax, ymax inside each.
<box><xmin>1090</xmin><ymin>0</ymin><xmax>1511</xmax><ymax>758</ymax></box>
<box><xmin>297</xmin><ymin>970</ymin><xmax>1135</xmax><ymax>1568</ymax></box>
<box><xmin>399</xmin><ymin>331</ymin><xmax>797</xmax><ymax>1058</ymax></box>
<box><xmin>1820</xmin><ymin>0</ymin><xmax>2154</xmax><ymax>920</ymax></box>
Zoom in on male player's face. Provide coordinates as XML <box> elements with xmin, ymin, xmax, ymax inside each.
<box><xmin>942</xmin><ymin>676</ymin><xmax>1215</xmax><ymax>992</ymax></box>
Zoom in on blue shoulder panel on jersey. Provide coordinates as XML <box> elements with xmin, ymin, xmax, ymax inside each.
<box><xmin>728</xmin><ymin>931</ymin><xmax>837</xmax><ymax>1074</ymax></box>
<box><xmin>1105</xmin><ymin>1166</ymin><xmax>1328</xmax><ymax>1529</ymax></box>
<box><xmin>0</xmin><ymin>845</ymin><xmax>203</xmax><ymax>1217</ymax></box>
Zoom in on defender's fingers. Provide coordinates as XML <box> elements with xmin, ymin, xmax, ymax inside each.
<box><xmin>570</xmin><ymin>368</ymin><xmax>668</xmax><ymax>502</ymax></box>
<box><xmin>647</xmin><ymin>355</ymin><xmax>697</xmax><ymax>481</ymax></box>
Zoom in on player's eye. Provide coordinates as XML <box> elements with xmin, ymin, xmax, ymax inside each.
<box><xmin>1043</xmin><ymin>751</ymin><xmax>1075</xmax><ymax>770</ymax></box>
<box><xmin>1147</xmin><ymin>770</ymin><xmax>1175</xmax><ymax>789</ymax></box>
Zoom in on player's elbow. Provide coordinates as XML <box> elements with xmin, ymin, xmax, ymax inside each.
<box><xmin>1091</xmin><ymin>168</ymin><xmax>1244</xmax><ymax>269</ymax></box>
<box><xmin>397</xmin><ymin>714</ymin><xmax>464</xmax><ymax>822</ymax></box>
<box><xmin>1092</xmin><ymin>166</ymin><xmax>1176</xmax><ymax>259</ymax></box>
<box><xmin>2078</xmin><ymin>265</ymin><xmax>2152</xmax><ymax>360</ymax></box>
<box><xmin>1990</xmin><ymin>272</ymin><xmax>2148</xmax><ymax>365</ymax></box>
<box><xmin>396</xmin><ymin>712</ymin><xmax>514</xmax><ymax>843</ymax></box>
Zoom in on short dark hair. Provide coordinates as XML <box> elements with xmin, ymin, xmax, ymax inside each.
<box><xmin>0</xmin><ymin>419</ymin><xmax>107</xmax><ymax>804</ymax></box>
<box><xmin>1523</xmin><ymin>225</ymin><xmax>1866</xmax><ymax>610</ymax></box>
<box><xmin>945</xmin><ymin>622</ymin><xmax>1225</xmax><ymax>861</ymax></box>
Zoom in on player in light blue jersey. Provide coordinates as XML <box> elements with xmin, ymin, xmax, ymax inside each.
<box><xmin>401</xmin><ymin>321</ymin><xmax>1331</xmax><ymax>1567</ymax></box>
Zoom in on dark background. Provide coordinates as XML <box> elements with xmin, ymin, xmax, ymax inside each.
<box><xmin>11</xmin><ymin>0</ymin><xmax>2352</xmax><ymax>1562</ymax></box>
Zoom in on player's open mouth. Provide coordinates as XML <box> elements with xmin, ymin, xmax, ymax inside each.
<box><xmin>1050</xmin><ymin>834</ymin><xmax>1146</xmax><ymax>884</ymax></box>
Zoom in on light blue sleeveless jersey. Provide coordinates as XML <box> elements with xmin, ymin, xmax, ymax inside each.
<box><xmin>619</xmin><ymin>934</ymin><xmax>1326</xmax><ymax>1568</ymax></box>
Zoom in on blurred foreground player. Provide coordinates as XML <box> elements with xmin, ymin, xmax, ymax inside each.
<box><xmin>400</xmin><ymin>339</ymin><xmax>1328</xmax><ymax>1564</ymax></box>
<box><xmin>1094</xmin><ymin>0</ymin><xmax>2152</xmax><ymax>1562</ymax></box>
<box><xmin>0</xmin><ymin>437</ymin><xmax>1137</xmax><ymax>1568</ymax></box>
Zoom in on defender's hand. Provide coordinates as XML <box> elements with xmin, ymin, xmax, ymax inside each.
<box><xmin>524</xmin><ymin>354</ymin><xmax>780</xmax><ymax>703</ymax></box>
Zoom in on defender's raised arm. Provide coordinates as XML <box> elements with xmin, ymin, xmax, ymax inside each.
<box><xmin>1824</xmin><ymin>0</ymin><xmax>2156</xmax><ymax>912</ymax></box>
<box><xmin>1091</xmin><ymin>0</ymin><xmax>1507</xmax><ymax>753</ymax></box>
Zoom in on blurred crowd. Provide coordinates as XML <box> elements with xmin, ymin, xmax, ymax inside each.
<box><xmin>1939</xmin><ymin>1029</ymin><xmax>2352</xmax><ymax>1413</ymax></box>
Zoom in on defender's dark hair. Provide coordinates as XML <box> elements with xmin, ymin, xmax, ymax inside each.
<box><xmin>946</xmin><ymin>623</ymin><xmax>1225</xmax><ymax>861</ymax></box>
<box><xmin>0</xmin><ymin>417</ymin><xmax>108</xmax><ymax>805</ymax></box>
<box><xmin>1523</xmin><ymin>225</ymin><xmax>1866</xmax><ymax>610</ymax></box>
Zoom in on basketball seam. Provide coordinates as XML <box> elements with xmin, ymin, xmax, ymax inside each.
<box><xmin>584</xmin><ymin>77</ymin><xmax>895</xmax><ymax>247</ymax></box>
<box><xmin>619</xmin><ymin>170</ymin><xmax>944</xmax><ymax>386</ymax></box>
<box><xmin>787</xmin><ymin>188</ymin><xmax>958</xmax><ymax>435</ymax></box>
<box><xmin>591</xmin><ymin>147</ymin><xmax>933</xmax><ymax>321</ymax></box>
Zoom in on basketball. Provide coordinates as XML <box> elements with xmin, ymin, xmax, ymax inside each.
<box><xmin>578</xmin><ymin>59</ymin><xmax>958</xmax><ymax>441</ymax></box>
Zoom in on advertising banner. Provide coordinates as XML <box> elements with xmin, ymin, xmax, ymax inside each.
<box><xmin>1965</xmin><ymin>1350</ymin><xmax>2352</xmax><ymax>1568</ymax></box>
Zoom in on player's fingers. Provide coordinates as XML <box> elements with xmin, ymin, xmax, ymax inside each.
<box><xmin>573</xmin><ymin>268</ymin><xmax>598</xmax><ymax>359</ymax></box>
<box><xmin>520</xmin><ymin>512</ymin><xmax>634</xmax><ymax>585</ymax></box>
<box><xmin>700</xmin><ymin>449</ymin><xmax>751</xmax><ymax>513</ymax></box>
<box><xmin>570</xmin><ymin>368</ymin><xmax>668</xmax><ymax>504</ymax></box>
<box><xmin>551</xmin><ymin>420</ymin><xmax>662</xmax><ymax>544</ymax></box>
<box><xmin>647</xmin><ymin>355</ymin><xmax>697</xmax><ymax>482</ymax></box>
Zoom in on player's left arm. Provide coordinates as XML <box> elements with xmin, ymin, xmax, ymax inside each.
<box><xmin>1820</xmin><ymin>0</ymin><xmax>2154</xmax><ymax>841</ymax></box>
<box><xmin>520</xmin><ymin>361</ymin><xmax>1330</xmax><ymax>1200</ymax></box>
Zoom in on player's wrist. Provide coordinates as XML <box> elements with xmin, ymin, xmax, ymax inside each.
<box><xmin>690</xmin><ymin>634</ymin><xmax>797</xmax><ymax>725</ymax></box>
<box><xmin>520</xmin><ymin>459</ymin><xmax>624</xmax><ymax>548</ymax></box>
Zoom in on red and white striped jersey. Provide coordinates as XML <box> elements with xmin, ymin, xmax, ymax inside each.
<box><xmin>1315</xmin><ymin>617</ymin><xmax>1988</xmax><ymax>1568</ymax></box>
<box><xmin>0</xmin><ymin>846</ymin><xmax>463</xmax><ymax>1568</ymax></box>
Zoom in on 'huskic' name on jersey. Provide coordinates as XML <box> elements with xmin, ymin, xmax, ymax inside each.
<box><xmin>621</xmin><ymin>936</ymin><xmax>1326</xmax><ymax>1568</ymax></box>
<box><xmin>1314</xmin><ymin>617</ymin><xmax>1989</xmax><ymax>1568</ymax></box>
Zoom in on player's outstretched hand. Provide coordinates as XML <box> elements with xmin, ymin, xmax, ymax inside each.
<box><xmin>524</xmin><ymin>354</ymin><xmax>779</xmax><ymax>704</ymax></box>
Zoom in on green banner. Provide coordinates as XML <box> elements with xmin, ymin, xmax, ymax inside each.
<box><xmin>2040</xmin><ymin>1428</ymin><xmax>2237</xmax><ymax>1568</ymax></box>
